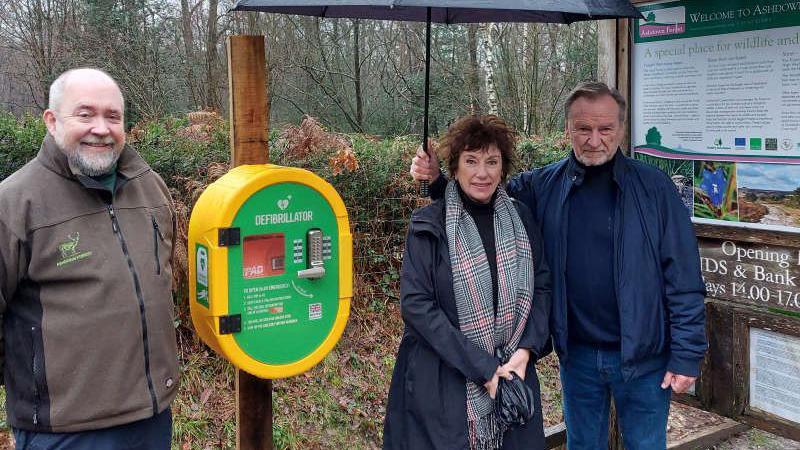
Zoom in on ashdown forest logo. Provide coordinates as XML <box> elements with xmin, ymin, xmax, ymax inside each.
<box><xmin>640</xmin><ymin>7</ymin><xmax>686</xmax><ymax>38</ymax></box>
<box><xmin>57</xmin><ymin>232</ymin><xmax>92</xmax><ymax>267</ymax></box>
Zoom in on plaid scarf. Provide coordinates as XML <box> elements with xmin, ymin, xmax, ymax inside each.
<box><xmin>445</xmin><ymin>181</ymin><xmax>534</xmax><ymax>450</ymax></box>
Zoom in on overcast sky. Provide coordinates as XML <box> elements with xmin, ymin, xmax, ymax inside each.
<box><xmin>737</xmin><ymin>163</ymin><xmax>800</xmax><ymax>191</ymax></box>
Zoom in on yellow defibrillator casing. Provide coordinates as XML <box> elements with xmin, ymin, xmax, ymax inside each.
<box><xmin>188</xmin><ymin>164</ymin><xmax>352</xmax><ymax>379</ymax></box>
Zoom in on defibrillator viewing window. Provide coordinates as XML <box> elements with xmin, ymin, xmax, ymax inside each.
<box><xmin>243</xmin><ymin>233</ymin><xmax>285</xmax><ymax>279</ymax></box>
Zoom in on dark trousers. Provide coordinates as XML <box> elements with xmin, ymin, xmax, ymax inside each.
<box><xmin>13</xmin><ymin>407</ymin><xmax>172</xmax><ymax>450</ymax></box>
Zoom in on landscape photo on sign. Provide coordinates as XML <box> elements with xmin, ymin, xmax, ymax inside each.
<box><xmin>737</xmin><ymin>163</ymin><xmax>800</xmax><ymax>227</ymax></box>
<box><xmin>693</xmin><ymin>160</ymin><xmax>738</xmax><ymax>221</ymax></box>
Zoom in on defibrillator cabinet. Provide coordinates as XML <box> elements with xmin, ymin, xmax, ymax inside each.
<box><xmin>188</xmin><ymin>165</ymin><xmax>352</xmax><ymax>379</ymax></box>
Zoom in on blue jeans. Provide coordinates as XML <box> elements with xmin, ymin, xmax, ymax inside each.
<box><xmin>13</xmin><ymin>407</ymin><xmax>172</xmax><ymax>450</ymax></box>
<box><xmin>560</xmin><ymin>345</ymin><xmax>671</xmax><ymax>450</ymax></box>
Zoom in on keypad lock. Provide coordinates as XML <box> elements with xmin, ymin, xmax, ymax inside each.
<box><xmin>298</xmin><ymin>228</ymin><xmax>325</xmax><ymax>279</ymax></box>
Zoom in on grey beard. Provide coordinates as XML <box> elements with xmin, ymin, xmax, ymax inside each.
<box><xmin>67</xmin><ymin>149</ymin><xmax>119</xmax><ymax>176</ymax></box>
<box><xmin>56</xmin><ymin>136</ymin><xmax>121</xmax><ymax>176</ymax></box>
<box><xmin>574</xmin><ymin>150</ymin><xmax>615</xmax><ymax>167</ymax></box>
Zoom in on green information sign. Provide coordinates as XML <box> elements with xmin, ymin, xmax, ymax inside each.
<box><xmin>635</xmin><ymin>0</ymin><xmax>800</xmax><ymax>44</ymax></box>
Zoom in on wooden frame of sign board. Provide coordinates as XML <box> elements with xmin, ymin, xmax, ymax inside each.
<box><xmin>698</xmin><ymin>227</ymin><xmax>800</xmax><ymax>441</ymax></box>
<box><xmin>598</xmin><ymin>0</ymin><xmax>800</xmax><ymax>445</ymax></box>
<box><xmin>724</xmin><ymin>301</ymin><xmax>800</xmax><ymax>440</ymax></box>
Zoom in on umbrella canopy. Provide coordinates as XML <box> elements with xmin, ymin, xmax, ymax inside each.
<box><xmin>233</xmin><ymin>0</ymin><xmax>643</xmax><ymax>23</ymax></box>
<box><xmin>232</xmin><ymin>0</ymin><xmax>643</xmax><ymax>194</ymax></box>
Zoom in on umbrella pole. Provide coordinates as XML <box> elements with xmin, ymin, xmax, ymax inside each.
<box><xmin>419</xmin><ymin>7</ymin><xmax>432</xmax><ymax>197</ymax></box>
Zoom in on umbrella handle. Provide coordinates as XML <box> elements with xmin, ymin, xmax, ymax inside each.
<box><xmin>419</xmin><ymin>6</ymin><xmax>432</xmax><ymax>198</ymax></box>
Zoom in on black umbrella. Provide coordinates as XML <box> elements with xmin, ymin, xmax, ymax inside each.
<box><xmin>233</xmin><ymin>0</ymin><xmax>643</xmax><ymax>193</ymax></box>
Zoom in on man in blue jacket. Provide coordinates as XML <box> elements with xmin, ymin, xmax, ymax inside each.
<box><xmin>411</xmin><ymin>81</ymin><xmax>707</xmax><ymax>449</ymax></box>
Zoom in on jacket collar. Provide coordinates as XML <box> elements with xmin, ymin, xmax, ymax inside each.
<box><xmin>37</xmin><ymin>133</ymin><xmax>150</xmax><ymax>182</ymax></box>
<box><xmin>565</xmin><ymin>148</ymin><xmax>628</xmax><ymax>190</ymax></box>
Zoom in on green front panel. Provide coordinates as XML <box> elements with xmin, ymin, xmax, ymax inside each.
<box><xmin>228</xmin><ymin>182</ymin><xmax>340</xmax><ymax>365</ymax></box>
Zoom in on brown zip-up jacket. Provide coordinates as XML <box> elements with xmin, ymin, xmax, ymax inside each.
<box><xmin>0</xmin><ymin>134</ymin><xmax>179</xmax><ymax>432</ymax></box>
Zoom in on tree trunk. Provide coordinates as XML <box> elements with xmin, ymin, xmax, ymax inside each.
<box><xmin>529</xmin><ymin>23</ymin><xmax>541</xmax><ymax>135</ymax></box>
<box><xmin>180</xmin><ymin>0</ymin><xmax>199</xmax><ymax>108</ymax></box>
<box><xmin>467</xmin><ymin>24</ymin><xmax>481</xmax><ymax>115</ymax></box>
<box><xmin>353</xmin><ymin>19</ymin><xmax>363</xmax><ymax>130</ymax></box>
<box><xmin>478</xmin><ymin>23</ymin><xmax>499</xmax><ymax>115</ymax></box>
<box><xmin>205</xmin><ymin>0</ymin><xmax>220</xmax><ymax>110</ymax></box>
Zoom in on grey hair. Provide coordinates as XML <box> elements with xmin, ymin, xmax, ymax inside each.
<box><xmin>564</xmin><ymin>81</ymin><xmax>626</xmax><ymax>123</ymax></box>
<box><xmin>48</xmin><ymin>68</ymin><xmax>124</xmax><ymax>111</ymax></box>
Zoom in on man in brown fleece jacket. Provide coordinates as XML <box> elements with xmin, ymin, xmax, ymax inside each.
<box><xmin>0</xmin><ymin>68</ymin><xmax>179</xmax><ymax>449</ymax></box>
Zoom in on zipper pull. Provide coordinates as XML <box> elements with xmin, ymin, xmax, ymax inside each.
<box><xmin>31</xmin><ymin>325</ymin><xmax>39</xmax><ymax>425</ymax></box>
<box><xmin>107</xmin><ymin>205</ymin><xmax>119</xmax><ymax>233</ymax></box>
<box><xmin>151</xmin><ymin>216</ymin><xmax>164</xmax><ymax>241</ymax></box>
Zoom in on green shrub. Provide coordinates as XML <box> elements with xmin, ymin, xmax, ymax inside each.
<box><xmin>516</xmin><ymin>133</ymin><xmax>571</xmax><ymax>171</ymax></box>
<box><xmin>131</xmin><ymin>116</ymin><xmax>230</xmax><ymax>186</ymax></box>
<box><xmin>0</xmin><ymin>112</ymin><xmax>47</xmax><ymax>180</ymax></box>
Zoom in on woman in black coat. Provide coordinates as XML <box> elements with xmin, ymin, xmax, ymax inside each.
<box><xmin>383</xmin><ymin>115</ymin><xmax>552</xmax><ymax>450</ymax></box>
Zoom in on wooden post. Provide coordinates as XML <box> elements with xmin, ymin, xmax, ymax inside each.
<box><xmin>228</xmin><ymin>35</ymin><xmax>270</xmax><ymax>167</ymax></box>
<box><xmin>597</xmin><ymin>19</ymin><xmax>617</xmax><ymax>89</ymax></box>
<box><xmin>597</xmin><ymin>19</ymin><xmax>626</xmax><ymax>450</ymax></box>
<box><xmin>236</xmin><ymin>369</ymin><xmax>273</xmax><ymax>450</ymax></box>
<box><xmin>227</xmin><ymin>35</ymin><xmax>272</xmax><ymax>450</ymax></box>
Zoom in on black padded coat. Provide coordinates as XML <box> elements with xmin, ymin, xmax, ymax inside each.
<box><xmin>382</xmin><ymin>197</ymin><xmax>552</xmax><ymax>450</ymax></box>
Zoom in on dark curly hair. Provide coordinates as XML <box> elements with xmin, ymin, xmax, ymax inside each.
<box><xmin>437</xmin><ymin>115</ymin><xmax>517</xmax><ymax>181</ymax></box>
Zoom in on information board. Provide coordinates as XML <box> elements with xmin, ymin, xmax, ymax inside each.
<box><xmin>750</xmin><ymin>328</ymin><xmax>800</xmax><ymax>423</ymax></box>
<box><xmin>632</xmin><ymin>0</ymin><xmax>800</xmax><ymax>230</ymax></box>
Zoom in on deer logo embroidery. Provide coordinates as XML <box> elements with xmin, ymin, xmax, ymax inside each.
<box><xmin>57</xmin><ymin>232</ymin><xmax>93</xmax><ymax>267</ymax></box>
<box><xmin>59</xmin><ymin>232</ymin><xmax>80</xmax><ymax>259</ymax></box>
